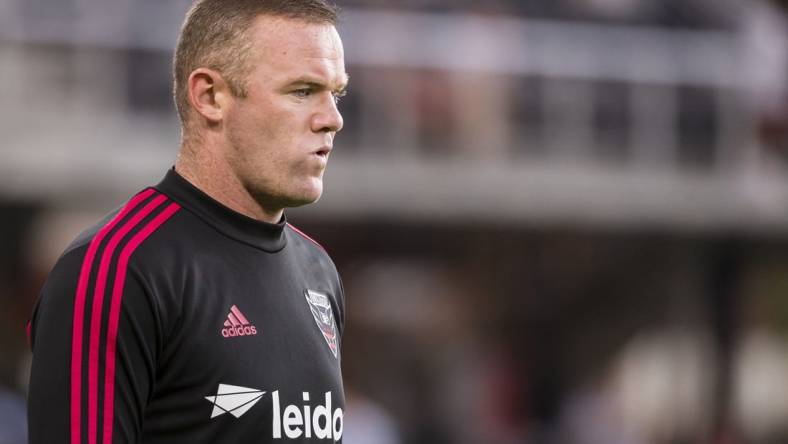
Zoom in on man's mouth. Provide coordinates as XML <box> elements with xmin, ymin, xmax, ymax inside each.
<box><xmin>314</xmin><ymin>147</ymin><xmax>332</xmax><ymax>158</ymax></box>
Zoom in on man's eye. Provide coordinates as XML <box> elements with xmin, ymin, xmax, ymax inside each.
<box><xmin>293</xmin><ymin>89</ymin><xmax>312</xmax><ymax>98</ymax></box>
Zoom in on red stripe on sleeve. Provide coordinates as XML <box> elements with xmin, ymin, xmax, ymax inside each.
<box><xmin>71</xmin><ymin>188</ymin><xmax>155</xmax><ymax>444</ymax></box>
<box><xmin>102</xmin><ymin>202</ymin><xmax>180</xmax><ymax>444</ymax></box>
<box><xmin>86</xmin><ymin>194</ymin><xmax>168</xmax><ymax>444</ymax></box>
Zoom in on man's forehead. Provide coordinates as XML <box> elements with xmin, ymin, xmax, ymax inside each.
<box><xmin>249</xmin><ymin>15</ymin><xmax>347</xmax><ymax>86</ymax></box>
<box><xmin>249</xmin><ymin>15</ymin><xmax>343</xmax><ymax>56</ymax></box>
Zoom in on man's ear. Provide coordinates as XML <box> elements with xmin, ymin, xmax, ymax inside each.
<box><xmin>187</xmin><ymin>68</ymin><xmax>232</xmax><ymax>124</ymax></box>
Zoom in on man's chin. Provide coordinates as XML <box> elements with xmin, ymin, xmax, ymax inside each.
<box><xmin>286</xmin><ymin>195</ymin><xmax>321</xmax><ymax>208</ymax></box>
<box><xmin>248</xmin><ymin>182</ymin><xmax>322</xmax><ymax>212</ymax></box>
<box><xmin>284</xmin><ymin>184</ymin><xmax>323</xmax><ymax>208</ymax></box>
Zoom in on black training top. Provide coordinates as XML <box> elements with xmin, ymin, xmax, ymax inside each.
<box><xmin>27</xmin><ymin>169</ymin><xmax>346</xmax><ymax>443</ymax></box>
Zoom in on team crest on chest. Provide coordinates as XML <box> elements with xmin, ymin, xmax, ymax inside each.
<box><xmin>304</xmin><ymin>289</ymin><xmax>338</xmax><ymax>358</ymax></box>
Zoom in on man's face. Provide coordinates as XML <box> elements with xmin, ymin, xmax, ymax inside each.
<box><xmin>223</xmin><ymin>16</ymin><xmax>347</xmax><ymax>211</ymax></box>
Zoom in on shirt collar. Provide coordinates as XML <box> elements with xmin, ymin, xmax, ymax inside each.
<box><xmin>155</xmin><ymin>168</ymin><xmax>287</xmax><ymax>252</ymax></box>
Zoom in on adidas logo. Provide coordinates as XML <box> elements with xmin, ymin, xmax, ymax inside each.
<box><xmin>205</xmin><ymin>384</ymin><xmax>265</xmax><ymax>418</ymax></box>
<box><xmin>221</xmin><ymin>305</ymin><xmax>258</xmax><ymax>338</ymax></box>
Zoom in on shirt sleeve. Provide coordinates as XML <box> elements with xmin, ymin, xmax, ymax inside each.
<box><xmin>28</xmin><ymin>245</ymin><xmax>162</xmax><ymax>444</ymax></box>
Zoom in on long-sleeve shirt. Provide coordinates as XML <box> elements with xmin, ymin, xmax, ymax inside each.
<box><xmin>28</xmin><ymin>169</ymin><xmax>346</xmax><ymax>443</ymax></box>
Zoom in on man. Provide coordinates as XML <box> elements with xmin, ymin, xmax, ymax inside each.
<box><xmin>27</xmin><ymin>1</ymin><xmax>349</xmax><ymax>442</ymax></box>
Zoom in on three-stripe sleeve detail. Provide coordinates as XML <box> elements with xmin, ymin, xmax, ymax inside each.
<box><xmin>70</xmin><ymin>189</ymin><xmax>180</xmax><ymax>444</ymax></box>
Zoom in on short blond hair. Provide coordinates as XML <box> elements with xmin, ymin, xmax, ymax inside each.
<box><xmin>173</xmin><ymin>0</ymin><xmax>338</xmax><ymax>125</ymax></box>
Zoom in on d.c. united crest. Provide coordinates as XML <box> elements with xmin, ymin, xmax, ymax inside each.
<box><xmin>304</xmin><ymin>289</ymin><xmax>338</xmax><ymax>358</ymax></box>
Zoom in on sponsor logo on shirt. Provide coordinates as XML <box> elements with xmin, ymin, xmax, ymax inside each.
<box><xmin>204</xmin><ymin>384</ymin><xmax>265</xmax><ymax>418</ymax></box>
<box><xmin>204</xmin><ymin>384</ymin><xmax>344</xmax><ymax>442</ymax></box>
<box><xmin>304</xmin><ymin>290</ymin><xmax>338</xmax><ymax>358</ymax></box>
<box><xmin>221</xmin><ymin>305</ymin><xmax>258</xmax><ymax>338</ymax></box>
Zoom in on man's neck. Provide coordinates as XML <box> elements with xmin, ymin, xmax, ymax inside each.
<box><xmin>174</xmin><ymin>144</ymin><xmax>284</xmax><ymax>224</ymax></box>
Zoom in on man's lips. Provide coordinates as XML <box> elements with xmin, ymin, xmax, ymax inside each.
<box><xmin>313</xmin><ymin>146</ymin><xmax>332</xmax><ymax>157</ymax></box>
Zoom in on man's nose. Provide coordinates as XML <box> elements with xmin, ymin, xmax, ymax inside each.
<box><xmin>311</xmin><ymin>94</ymin><xmax>344</xmax><ymax>133</ymax></box>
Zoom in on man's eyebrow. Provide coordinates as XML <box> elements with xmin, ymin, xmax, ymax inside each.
<box><xmin>288</xmin><ymin>75</ymin><xmax>350</xmax><ymax>91</ymax></box>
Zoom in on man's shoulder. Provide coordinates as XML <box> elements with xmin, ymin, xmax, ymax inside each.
<box><xmin>53</xmin><ymin>187</ymin><xmax>185</xmax><ymax>281</ymax></box>
<box><xmin>66</xmin><ymin>187</ymin><xmax>178</xmax><ymax>247</ymax></box>
<box><xmin>284</xmin><ymin>222</ymin><xmax>342</xmax><ymax>296</ymax></box>
<box><xmin>285</xmin><ymin>222</ymin><xmax>333</xmax><ymax>261</ymax></box>
<box><xmin>62</xmin><ymin>207</ymin><xmax>122</xmax><ymax>259</ymax></box>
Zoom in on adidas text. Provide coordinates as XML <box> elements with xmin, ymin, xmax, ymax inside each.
<box><xmin>221</xmin><ymin>325</ymin><xmax>257</xmax><ymax>337</ymax></box>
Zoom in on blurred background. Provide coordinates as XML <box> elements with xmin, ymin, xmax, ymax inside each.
<box><xmin>1</xmin><ymin>0</ymin><xmax>788</xmax><ymax>443</ymax></box>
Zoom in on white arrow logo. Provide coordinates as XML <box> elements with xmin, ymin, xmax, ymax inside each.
<box><xmin>205</xmin><ymin>384</ymin><xmax>265</xmax><ymax>419</ymax></box>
